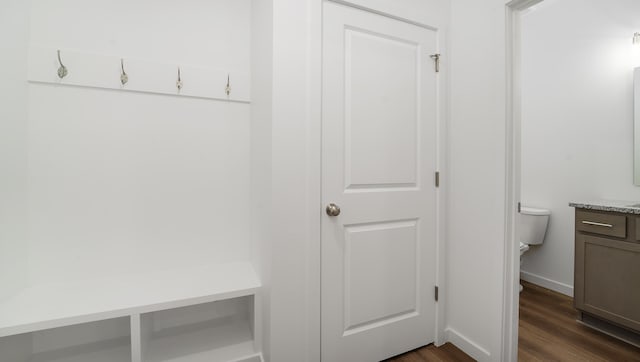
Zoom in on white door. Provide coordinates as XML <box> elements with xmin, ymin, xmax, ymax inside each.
<box><xmin>321</xmin><ymin>2</ymin><xmax>440</xmax><ymax>361</ymax></box>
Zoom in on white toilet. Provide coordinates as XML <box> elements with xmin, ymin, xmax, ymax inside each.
<box><xmin>519</xmin><ymin>206</ymin><xmax>551</xmax><ymax>292</ymax></box>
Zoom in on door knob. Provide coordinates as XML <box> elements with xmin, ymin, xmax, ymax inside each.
<box><xmin>326</xmin><ymin>203</ymin><xmax>341</xmax><ymax>217</ymax></box>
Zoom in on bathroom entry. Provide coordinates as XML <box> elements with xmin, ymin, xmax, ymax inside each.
<box><xmin>320</xmin><ymin>2</ymin><xmax>442</xmax><ymax>361</ymax></box>
<box><xmin>507</xmin><ymin>0</ymin><xmax>640</xmax><ymax>359</ymax></box>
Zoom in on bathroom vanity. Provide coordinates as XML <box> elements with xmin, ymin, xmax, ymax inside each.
<box><xmin>570</xmin><ymin>201</ymin><xmax>640</xmax><ymax>346</ymax></box>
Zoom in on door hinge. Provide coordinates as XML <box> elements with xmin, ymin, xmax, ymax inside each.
<box><xmin>435</xmin><ymin>286</ymin><xmax>439</xmax><ymax>302</ymax></box>
<box><xmin>517</xmin><ymin>202</ymin><xmax>521</xmax><ymax>213</ymax></box>
<box><xmin>430</xmin><ymin>53</ymin><xmax>441</xmax><ymax>73</ymax></box>
<box><xmin>435</xmin><ymin>171</ymin><xmax>440</xmax><ymax>188</ymax></box>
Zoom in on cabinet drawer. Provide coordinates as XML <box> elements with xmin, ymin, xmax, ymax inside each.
<box><xmin>576</xmin><ymin>210</ymin><xmax>626</xmax><ymax>238</ymax></box>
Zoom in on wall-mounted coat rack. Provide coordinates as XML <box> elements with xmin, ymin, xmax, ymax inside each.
<box><xmin>28</xmin><ymin>47</ymin><xmax>250</xmax><ymax>103</ymax></box>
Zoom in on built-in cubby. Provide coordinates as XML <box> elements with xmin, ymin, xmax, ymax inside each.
<box><xmin>0</xmin><ymin>263</ymin><xmax>262</xmax><ymax>362</ymax></box>
<box><xmin>0</xmin><ymin>317</ymin><xmax>131</xmax><ymax>362</ymax></box>
<box><xmin>0</xmin><ymin>296</ymin><xmax>263</xmax><ymax>362</ymax></box>
<box><xmin>137</xmin><ymin>296</ymin><xmax>258</xmax><ymax>362</ymax></box>
<box><xmin>1</xmin><ymin>0</ymin><xmax>269</xmax><ymax>360</ymax></box>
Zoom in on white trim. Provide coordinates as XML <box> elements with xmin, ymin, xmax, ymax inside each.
<box><xmin>308</xmin><ymin>1</ymin><xmax>323</xmax><ymax>362</ymax></box>
<box><xmin>27</xmin><ymin>47</ymin><xmax>251</xmax><ymax>103</ymax></box>
<box><xmin>326</xmin><ymin>0</ymin><xmax>436</xmax><ymax>30</ymax></box>
<box><xmin>502</xmin><ymin>4</ymin><xmax>520</xmax><ymax>361</ymax></box>
<box><xmin>520</xmin><ymin>271</ymin><xmax>574</xmax><ymax>297</ymax></box>
<box><xmin>325</xmin><ymin>0</ymin><xmax>447</xmax><ymax>30</ymax></box>
<box><xmin>503</xmin><ymin>1</ymin><xmax>543</xmax><ymax>361</ymax></box>
<box><xmin>445</xmin><ymin>328</ymin><xmax>491</xmax><ymax>362</ymax></box>
<box><xmin>434</xmin><ymin>16</ymin><xmax>450</xmax><ymax>347</ymax></box>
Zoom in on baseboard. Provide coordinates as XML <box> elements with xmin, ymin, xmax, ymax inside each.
<box><xmin>520</xmin><ymin>270</ymin><xmax>573</xmax><ymax>297</ymax></box>
<box><xmin>445</xmin><ymin>327</ymin><xmax>491</xmax><ymax>362</ymax></box>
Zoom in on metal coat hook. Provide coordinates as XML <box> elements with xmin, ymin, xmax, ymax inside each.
<box><xmin>57</xmin><ymin>50</ymin><xmax>68</xmax><ymax>79</ymax></box>
<box><xmin>176</xmin><ymin>67</ymin><xmax>183</xmax><ymax>90</ymax></box>
<box><xmin>120</xmin><ymin>59</ymin><xmax>128</xmax><ymax>85</ymax></box>
<box><xmin>225</xmin><ymin>74</ymin><xmax>231</xmax><ymax>96</ymax></box>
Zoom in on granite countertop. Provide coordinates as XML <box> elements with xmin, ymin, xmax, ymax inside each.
<box><xmin>569</xmin><ymin>200</ymin><xmax>640</xmax><ymax>214</ymax></box>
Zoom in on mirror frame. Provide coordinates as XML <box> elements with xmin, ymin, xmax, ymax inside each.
<box><xmin>635</xmin><ymin>67</ymin><xmax>640</xmax><ymax>185</ymax></box>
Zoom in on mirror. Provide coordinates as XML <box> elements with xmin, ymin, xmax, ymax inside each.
<box><xmin>635</xmin><ymin>68</ymin><xmax>640</xmax><ymax>185</ymax></box>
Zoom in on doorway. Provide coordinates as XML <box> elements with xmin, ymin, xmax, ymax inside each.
<box><xmin>506</xmin><ymin>0</ymin><xmax>640</xmax><ymax>359</ymax></box>
<box><xmin>504</xmin><ymin>0</ymin><xmax>544</xmax><ymax>360</ymax></box>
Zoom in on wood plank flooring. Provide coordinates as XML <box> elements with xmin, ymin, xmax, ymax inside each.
<box><xmin>386</xmin><ymin>281</ymin><xmax>640</xmax><ymax>361</ymax></box>
<box><xmin>519</xmin><ymin>281</ymin><xmax>640</xmax><ymax>361</ymax></box>
<box><xmin>384</xmin><ymin>343</ymin><xmax>474</xmax><ymax>362</ymax></box>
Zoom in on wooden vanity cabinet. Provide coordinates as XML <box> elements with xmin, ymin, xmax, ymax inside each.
<box><xmin>574</xmin><ymin>209</ymin><xmax>640</xmax><ymax>334</ymax></box>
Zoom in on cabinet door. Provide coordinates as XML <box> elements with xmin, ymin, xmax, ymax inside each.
<box><xmin>575</xmin><ymin>234</ymin><xmax>640</xmax><ymax>331</ymax></box>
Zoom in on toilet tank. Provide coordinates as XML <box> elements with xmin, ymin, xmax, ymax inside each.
<box><xmin>520</xmin><ymin>206</ymin><xmax>550</xmax><ymax>245</ymax></box>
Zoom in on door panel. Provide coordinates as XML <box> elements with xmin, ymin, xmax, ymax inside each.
<box><xmin>344</xmin><ymin>219</ymin><xmax>418</xmax><ymax>331</ymax></box>
<box><xmin>346</xmin><ymin>28</ymin><xmax>419</xmax><ymax>188</ymax></box>
<box><xmin>322</xmin><ymin>2</ymin><xmax>440</xmax><ymax>361</ymax></box>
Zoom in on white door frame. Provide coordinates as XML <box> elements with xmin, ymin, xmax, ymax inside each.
<box><xmin>502</xmin><ymin>1</ymin><xmax>544</xmax><ymax>361</ymax></box>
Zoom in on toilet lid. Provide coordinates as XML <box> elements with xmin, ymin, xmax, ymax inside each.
<box><xmin>519</xmin><ymin>242</ymin><xmax>529</xmax><ymax>252</ymax></box>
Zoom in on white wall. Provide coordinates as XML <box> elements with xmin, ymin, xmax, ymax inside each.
<box><xmin>520</xmin><ymin>0</ymin><xmax>640</xmax><ymax>296</ymax></box>
<box><xmin>29</xmin><ymin>0</ymin><xmax>250</xmax><ymax>70</ymax></box>
<box><xmin>446</xmin><ymin>0</ymin><xmax>510</xmax><ymax>360</ymax></box>
<box><xmin>0</xmin><ymin>0</ymin><xmax>30</xmax><ymax>301</ymax></box>
<box><xmin>268</xmin><ymin>0</ymin><xmax>321</xmax><ymax>361</ymax></box>
<box><xmin>7</xmin><ymin>0</ymin><xmax>253</xmax><ymax>287</ymax></box>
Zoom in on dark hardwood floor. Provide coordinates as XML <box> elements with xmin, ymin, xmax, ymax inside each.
<box><xmin>385</xmin><ymin>342</ymin><xmax>474</xmax><ymax>362</ymax></box>
<box><xmin>386</xmin><ymin>281</ymin><xmax>640</xmax><ymax>361</ymax></box>
<box><xmin>519</xmin><ymin>280</ymin><xmax>640</xmax><ymax>361</ymax></box>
